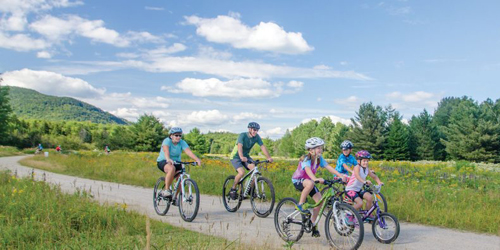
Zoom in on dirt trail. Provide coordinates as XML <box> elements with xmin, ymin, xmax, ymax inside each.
<box><xmin>1</xmin><ymin>156</ymin><xmax>499</xmax><ymax>249</ymax></box>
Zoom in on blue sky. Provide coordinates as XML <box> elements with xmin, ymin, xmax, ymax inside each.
<box><xmin>1</xmin><ymin>0</ymin><xmax>499</xmax><ymax>138</ymax></box>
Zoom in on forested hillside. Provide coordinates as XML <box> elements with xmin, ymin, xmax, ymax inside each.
<box><xmin>7</xmin><ymin>87</ymin><xmax>128</xmax><ymax>124</ymax></box>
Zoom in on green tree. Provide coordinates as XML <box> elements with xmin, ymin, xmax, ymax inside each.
<box><xmin>0</xmin><ymin>77</ymin><xmax>13</xmax><ymax>143</ymax></box>
<box><xmin>348</xmin><ymin>102</ymin><xmax>387</xmax><ymax>159</ymax></box>
<box><xmin>409</xmin><ymin>110</ymin><xmax>440</xmax><ymax>160</ymax></box>
<box><xmin>385</xmin><ymin>112</ymin><xmax>410</xmax><ymax>160</ymax></box>
<box><xmin>184</xmin><ymin>127</ymin><xmax>209</xmax><ymax>154</ymax></box>
<box><xmin>131</xmin><ymin>114</ymin><xmax>166</xmax><ymax>152</ymax></box>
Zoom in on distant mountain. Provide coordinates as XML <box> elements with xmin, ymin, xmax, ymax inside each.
<box><xmin>6</xmin><ymin>86</ymin><xmax>128</xmax><ymax>125</ymax></box>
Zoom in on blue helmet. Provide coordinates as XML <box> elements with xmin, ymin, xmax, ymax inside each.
<box><xmin>248</xmin><ymin>122</ymin><xmax>260</xmax><ymax>130</ymax></box>
<box><xmin>169</xmin><ymin>127</ymin><xmax>183</xmax><ymax>134</ymax></box>
<box><xmin>340</xmin><ymin>140</ymin><xmax>353</xmax><ymax>150</ymax></box>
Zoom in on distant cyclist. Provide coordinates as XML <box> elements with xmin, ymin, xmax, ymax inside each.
<box><xmin>104</xmin><ymin>145</ymin><xmax>111</xmax><ymax>155</ymax></box>
<box><xmin>336</xmin><ymin>140</ymin><xmax>357</xmax><ymax>175</ymax></box>
<box><xmin>157</xmin><ymin>127</ymin><xmax>201</xmax><ymax>198</ymax></box>
<box><xmin>229</xmin><ymin>122</ymin><xmax>273</xmax><ymax>199</ymax></box>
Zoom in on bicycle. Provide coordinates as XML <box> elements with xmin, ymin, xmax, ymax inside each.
<box><xmin>274</xmin><ymin>179</ymin><xmax>364</xmax><ymax>250</ymax></box>
<box><xmin>350</xmin><ymin>184</ymin><xmax>400</xmax><ymax>244</ymax></box>
<box><xmin>320</xmin><ymin>180</ymin><xmax>388</xmax><ymax>217</ymax></box>
<box><xmin>222</xmin><ymin>159</ymin><xmax>275</xmax><ymax>218</ymax></box>
<box><xmin>153</xmin><ymin>161</ymin><xmax>200</xmax><ymax>222</ymax></box>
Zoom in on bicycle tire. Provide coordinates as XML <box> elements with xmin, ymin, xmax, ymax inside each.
<box><xmin>178</xmin><ymin>178</ymin><xmax>200</xmax><ymax>222</ymax></box>
<box><xmin>153</xmin><ymin>177</ymin><xmax>170</xmax><ymax>216</ymax></box>
<box><xmin>250</xmin><ymin>176</ymin><xmax>275</xmax><ymax>218</ymax></box>
<box><xmin>274</xmin><ymin>197</ymin><xmax>305</xmax><ymax>243</ymax></box>
<box><xmin>372</xmin><ymin>212</ymin><xmax>400</xmax><ymax>244</ymax></box>
<box><xmin>325</xmin><ymin>202</ymin><xmax>364</xmax><ymax>250</ymax></box>
<box><xmin>222</xmin><ymin>175</ymin><xmax>242</xmax><ymax>212</ymax></box>
<box><xmin>375</xmin><ymin>192</ymin><xmax>388</xmax><ymax>213</ymax></box>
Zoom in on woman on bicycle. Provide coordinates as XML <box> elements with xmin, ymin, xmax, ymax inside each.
<box><xmin>157</xmin><ymin>127</ymin><xmax>201</xmax><ymax>198</ymax></box>
<box><xmin>345</xmin><ymin>150</ymin><xmax>383</xmax><ymax>214</ymax></box>
<box><xmin>291</xmin><ymin>137</ymin><xmax>347</xmax><ymax>237</ymax></box>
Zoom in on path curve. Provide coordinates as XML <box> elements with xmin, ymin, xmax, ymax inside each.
<box><xmin>1</xmin><ymin>156</ymin><xmax>499</xmax><ymax>250</ymax></box>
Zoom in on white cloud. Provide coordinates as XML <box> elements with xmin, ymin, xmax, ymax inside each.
<box><xmin>334</xmin><ymin>96</ymin><xmax>362</xmax><ymax>109</ymax></box>
<box><xmin>2</xmin><ymin>68</ymin><xmax>105</xmax><ymax>98</ymax></box>
<box><xmin>0</xmin><ymin>32</ymin><xmax>48</xmax><ymax>51</ymax></box>
<box><xmin>262</xmin><ymin>127</ymin><xmax>286</xmax><ymax>139</ymax></box>
<box><xmin>162</xmin><ymin>78</ymin><xmax>304</xmax><ymax>98</ymax></box>
<box><xmin>197</xmin><ymin>45</ymin><xmax>232</xmax><ymax>59</ymax></box>
<box><xmin>387</xmin><ymin>91</ymin><xmax>434</xmax><ymax>102</ymax></box>
<box><xmin>37</xmin><ymin>50</ymin><xmax>52</xmax><ymax>58</ymax></box>
<box><xmin>144</xmin><ymin>43</ymin><xmax>187</xmax><ymax>58</ymax></box>
<box><xmin>386</xmin><ymin>91</ymin><xmax>441</xmax><ymax>113</ymax></box>
<box><xmin>233</xmin><ymin>112</ymin><xmax>263</xmax><ymax>121</ymax></box>
<box><xmin>172</xmin><ymin>110</ymin><xmax>230</xmax><ymax>127</ymax></box>
<box><xmin>110</xmin><ymin>108</ymin><xmax>140</xmax><ymax>121</ymax></box>
<box><xmin>116</xmin><ymin>52</ymin><xmax>139</xmax><ymax>59</ymax></box>
<box><xmin>185</xmin><ymin>14</ymin><xmax>314</xmax><ymax>54</ymax></box>
<box><xmin>131</xmin><ymin>97</ymin><xmax>169</xmax><ymax>109</ymax></box>
<box><xmin>313</xmin><ymin>64</ymin><xmax>331</xmax><ymax>70</ymax></box>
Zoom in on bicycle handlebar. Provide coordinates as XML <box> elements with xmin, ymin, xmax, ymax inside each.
<box><xmin>314</xmin><ymin>177</ymin><xmax>345</xmax><ymax>186</ymax></box>
<box><xmin>247</xmin><ymin>159</ymin><xmax>271</xmax><ymax>165</ymax></box>
<box><xmin>174</xmin><ymin>161</ymin><xmax>198</xmax><ymax>166</ymax></box>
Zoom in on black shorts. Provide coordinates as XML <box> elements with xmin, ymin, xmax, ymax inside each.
<box><xmin>293</xmin><ymin>179</ymin><xmax>319</xmax><ymax>197</ymax></box>
<box><xmin>346</xmin><ymin>190</ymin><xmax>367</xmax><ymax>201</ymax></box>
<box><xmin>157</xmin><ymin>160</ymin><xmax>182</xmax><ymax>173</ymax></box>
<box><xmin>230</xmin><ymin>157</ymin><xmax>253</xmax><ymax>171</ymax></box>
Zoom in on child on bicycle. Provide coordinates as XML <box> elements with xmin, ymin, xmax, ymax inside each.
<box><xmin>345</xmin><ymin>150</ymin><xmax>383</xmax><ymax>214</ymax></box>
<box><xmin>229</xmin><ymin>122</ymin><xmax>273</xmax><ymax>199</ymax></box>
<box><xmin>291</xmin><ymin>137</ymin><xmax>348</xmax><ymax>237</ymax></box>
<box><xmin>336</xmin><ymin>140</ymin><xmax>357</xmax><ymax>175</ymax></box>
<box><xmin>157</xmin><ymin>127</ymin><xmax>202</xmax><ymax>198</ymax></box>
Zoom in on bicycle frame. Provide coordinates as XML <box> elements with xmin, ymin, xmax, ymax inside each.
<box><xmin>171</xmin><ymin>163</ymin><xmax>193</xmax><ymax>202</ymax></box>
<box><xmin>237</xmin><ymin>163</ymin><xmax>263</xmax><ymax>198</ymax></box>
<box><xmin>359</xmin><ymin>185</ymin><xmax>383</xmax><ymax>224</ymax></box>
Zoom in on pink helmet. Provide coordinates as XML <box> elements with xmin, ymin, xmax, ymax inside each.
<box><xmin>355</xmin><ymin>150</ymin><xmax>372</xmax><ymax>160</ymax></box>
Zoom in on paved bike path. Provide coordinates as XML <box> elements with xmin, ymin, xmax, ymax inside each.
<box><xmin>1</xmin><ymin>156</ymin><xmax>499</xmax><ymax>250</ymax></box>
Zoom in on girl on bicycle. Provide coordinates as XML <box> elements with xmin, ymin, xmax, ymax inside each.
<box><xmin>291</xmin><ymin>137</ymin><xmax>348</xmax><ymax>237</ymax></box>
<box><xmin>157</xmin><ymin>127</ymin><xmax>201</xmax><ymax>198</ymax></box>
<box><xmin>345</xmin><ymin>150</ymin><xmax>383</xmax><ymax>213</ymax></box>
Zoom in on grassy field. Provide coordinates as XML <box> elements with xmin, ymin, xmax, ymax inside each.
<box><xmin>0</xmin><ymin>170</ymin><xmax>251</xmax><ymax>249</ymax></box>
<box><xmin>19</xmin><ymin>151</ymin><xmax>500</xmax><ymax>236</ymax></box>
<box><xmin>0</xmin><ymin>146</ymin><xmax>25</xmax><ymax>157</ymax></box>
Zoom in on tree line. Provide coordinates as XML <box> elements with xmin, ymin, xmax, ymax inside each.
<box><xmin>1</xmin><ymin>83</ymin><xmax>499</xmax><ymax>162</ymax></box>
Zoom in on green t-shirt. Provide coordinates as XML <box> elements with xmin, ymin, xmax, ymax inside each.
<box><xmin>230</xmin><ymin>132</ymin><xmax>264</xmax><ymax>159</ymax></box>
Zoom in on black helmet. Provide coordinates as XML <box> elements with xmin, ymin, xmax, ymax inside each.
<box><xmin>248</xmin><ymin>122</ymin><xmax>260</xmax><ymax>130</ymax></box>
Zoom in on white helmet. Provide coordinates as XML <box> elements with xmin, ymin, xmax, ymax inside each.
<box><xmin>305</xmin><ymin>137</ymin><xmax>325</xmax><ymax>150</ymax></box>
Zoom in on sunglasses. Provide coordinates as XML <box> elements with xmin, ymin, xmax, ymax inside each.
<box><xmin>251</xmin><ymin>128</ymin><xmax>259</xmax><ymax>132</ymax></box>
<box><xmin>173</xmin><ymin>134</ymin><xmax>182</xmax><ymax>137</ymax></box>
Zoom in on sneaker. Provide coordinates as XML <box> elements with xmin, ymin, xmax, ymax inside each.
<box><xmin>171</xmin><ymin>199</ymin><xmax>178</xmax><ymax>206</ymax></box>
<box><xmin>229</xmin><ymin>188</ymin><xmax>237</xmax><ymax>200</ymax></box>
<box><xmin>345</xmin><ymin>214</ymin><xmax>355</xmax><ymax>226</ymax></box>
<box><xmin>366</xmin><ymin>214</ymin><xmax>376</xmax><ymax>222</ymax></box>
<box><xmin>160</xmin><ymin>189</ymin><xmax>172</xmax><ymax>198</ymax></box>
<box><xmin>312</xmin><ymin>225</ymin><xmax>320</xmax><ymax>237</ymax></box>
<box><xmin>294</xmin><ymin>203</ymin><xmax>311</xmax><ymax>215</ymax></box>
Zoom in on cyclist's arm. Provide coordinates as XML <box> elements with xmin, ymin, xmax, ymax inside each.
<box><xmin>260</xmin><ymin>145</ymin><xmax>273</xmax><ymax>162</ymax></box>
<box><xmin>325</xmin><ymin>165</ymin><xmax>347</xmax><ymax>179</ymax></box>
<box><xmin>163</xmin><ymin>145</ymin><xmax>173</xmax><ymax>164</ymax></box>
<box><xmin>368</xmin><ymin>170</ymin><xmax>383</xmax><ymax>185</ymax></box>
<box><xmin>353</xmin><ymin>165</ymin><xmax>366</xmax><ymax>184</ymax></box>
<box><xmin>305</xmin><ymin>166</ymin><xmax>322</xmax><ymax>183</ymax></box>
<box><xmin>183</xmin><ymin>147</ymin><xmax>201</xmax><ymax>166</ymax></box>
<box><xmin>342</xmin><ymin>163</ymin><xmax>353</xmax><ymax>173</ymax></box>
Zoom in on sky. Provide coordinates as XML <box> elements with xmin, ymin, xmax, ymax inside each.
<box><xmin>1</xmin><ymin>0</ymin><xmax>499</xmax><ymax>139</ymax></box>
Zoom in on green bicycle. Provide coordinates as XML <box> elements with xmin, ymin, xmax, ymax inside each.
<box><xmin>274</xmin><ymin>179</ymin><xmax>364</xmax><ymax>250</ymax></box>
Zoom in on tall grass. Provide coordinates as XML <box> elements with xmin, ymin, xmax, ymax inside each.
<box><xmin>19</xmin><ymin>151</ymin><xmax>500</xmax><ymax>235</ymax></box>
<box><xmin>0</xmin><ymin>146</ymin><xmax>23</xmax><ymax>157</ymax></box>
<box><xmin>0</xmin><ymin>170</ymin><xmax>249</xmax><ymax>249</ymax></box>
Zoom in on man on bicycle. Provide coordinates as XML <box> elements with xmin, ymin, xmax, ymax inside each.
<box><xmin>229</xmin><ymin>122</ymin><xmax>273</xmax><ymax>199</ymax></box>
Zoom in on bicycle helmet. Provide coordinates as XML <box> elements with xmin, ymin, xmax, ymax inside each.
<box><xmin>340</xmin><ymin>140</ymin><xmax>353</xmax><ymax>150</ymax></box>
<box><xmin>248</xmin><ymin>122</ymin><xmax>260</xmax><ymax>130</ymax></box>
<box><xmin>169</xmin><ymin>127</ymin><xmax>183</xmax><ymax>134</ymax></box>
<box><xmin>355</xmin><ymin>150</ymin><xmax>372</xmax><ymax>160</ymax></box>
<box><xmin>305</xmin><ymin>137</ymin><xmax>325</xmax><ymax>150</ymax></box>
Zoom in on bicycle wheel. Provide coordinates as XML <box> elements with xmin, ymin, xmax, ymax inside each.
<box><xmin>274</xmin><ymin>197</ymin><xmax>305</xmax><ymax>243</ymax></box>
<box><xmin>375</xmin><ymin>192</ymin><xmax>388</xmax><ymax>213</ymax></box>
<box><xmin>325</xmin><ymin>203</ymin><xmax>364</xmax><ymax>250</ymax></box>
<box><xmin>153</xmin><ymin>177</ymin><xmax>170</xmax><ymax>216</ymax></box>
<box><xmin>372</xmin><ymin>212</ymin><xmax>400</xmax><ymax>244</ymax></box>
<box><xmin>250</xmin><ymin>176</ymin><xmax>275</xmax><ymax>218</ymax></box>
<box><xmin>178</xmin><ymin>178</ymin><xmax>200</xmax><ymax>222</ymax></box>
<box><xmin>222</xmin><ymin>175</ymin><xmax>242</xmax><ymax>212</ymax></box>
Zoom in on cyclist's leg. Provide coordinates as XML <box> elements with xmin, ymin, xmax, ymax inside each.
<box><xmin>299</xmin><ymin>179</ymin><xmax>315</xmax><ymax>204</ymax></box>
<box><xmin>310</xmin><ymin>187</ymin><xmax>322</xmax><ymax>223</ymax></box>
<box><xmin>231</xmin><ymin>159</ymin><xmax>248</xmax><ymax>189</ymax></box>
<box><xmin>362</xmin><ymin>191</ymin><xmax>373</xmax><ymax>211</ymax></box>
<box><xmin>164</xmin><ymin>163</ymin><xmax>176</xmax><ymax>188</ymax></box>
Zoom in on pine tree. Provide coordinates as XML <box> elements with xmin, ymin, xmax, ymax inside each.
<box><xmin>385</xmin><ymin>112</ymin><xmax>410</xmax><ymax>160</ymax></box>
<box><xmin>408</xmin><ymin>110</ymin><xmax>439</xmax><ymax>160</ymax></box>
<box><xmin>184</xmin><ymin>127</ymin><xmax>209</xmax><ymax>154</ymax></box>
<box><xmin>132</xmin><ymin>114</ymin><xmax>167</xmax><ymax>152</ymax></box>
<box><xmin>348</xmin><ymin>102</ymin><xmax>387</xmax><ymax>159</ymax></box>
